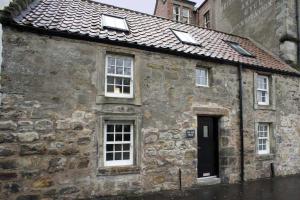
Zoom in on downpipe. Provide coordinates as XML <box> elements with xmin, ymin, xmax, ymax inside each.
<box><xmin>296</xmin><ymin>0</ymin><xmax>300</xmax><ymax>67</ymax></box>
<box><xmin>238</xmin><ymin>63</ymin><xmax>244</xmax><ymax>183</ymax></box>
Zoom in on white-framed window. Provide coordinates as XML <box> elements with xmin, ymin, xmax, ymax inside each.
<box><xmin>172</xmin><ymin>29</ymin><xmax>198</xmax><ymax>45</ymax></box>
<box><xmin>105</xmin><ymin>55</ymin><xmax>133</xmax><ymax>98</ymax></box>
<box><xmin>204</xmin><ymin>11</ymin><xmax>210</xmax><ymax>28</ymax></box>
<box><xmin>182</xmin><ymin>7</ymin><xmax>190</xmax><ymax>24</ymax></box>
<box><xmin>102</xmin><ymin>15</ymin><xmax>129</xmax><ymax>31</ymax></box>
<box><xmin>257</xmin><ymin>123</ymin><xmax>270</xmax><ymax>155</ymax></box>
<box><xmin>196</xmin><ymin>68</ymin><xmax>209</xmax><ymax>87</ymax></box>
<box><xmin>173</xmin><ymin>5</ymin><xmax>180</xmax><ymax>22</ymax></box>
<box><xmin>257</xmin><ymin>75</ymin><xmax>269</xmax><ymax>105</ymax></box>
<box><xmin>104</xmin><ymin>122</ymin><xmax>134</xmax><ymax>167</ymax></box>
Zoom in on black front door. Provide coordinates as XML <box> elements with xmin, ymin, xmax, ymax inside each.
<box><xmin>197</xmin><ymin>116</ymin><xmax>218</xmax><ymax>178</ymax></box>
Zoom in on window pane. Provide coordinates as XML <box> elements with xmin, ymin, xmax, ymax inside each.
<box><xmin>124</xmin><ymin>59</ymin><xmax>131</xmax><ymax>68</ymax></box>
<box><xmin>102</xmin><ymin>15</ymin><xmax>129</xmax><ymax>31</ymax></box>
<box><xmin>116</xmin><ymin>125</ymin><xmax>122</xmax><ymax>132</ymax></box>
<box><xmin>108</xmin><ymin>57</ymin><xmax>115</xmax><ymax>66</ymax></box>
<box><xmin>115</xmin><ymin>144</ymin><xmax>122</xmax><ymax>151</ymax></box>
<box><xmin>107</xmin><ymin>76</ymin><xmax>114</xmax><ymax>84</ymax></box>
<box><xmin>115</xmin><ymin>85</ymin><xmax>122</xmax><ymax>94</ymax></box>
<box><xmin>115</xmin><ymin>152</ymin><xmax>122</xmax><ymax>160</ymax></box>
<box><xmin>115</xmin><ymin>77</ymin><xmax>123</xmax><ymax>85</ymax></box>
<box><xmin>107</xmin><ymin>134</ymin><xmax>114</xmax><ymax>142</ymax></box>
<box><xmin>124</xmin><ymin>125</ymin><xmax>131</xmax><ymax>132</ymax></box>
<box><xmin>116</xmin><ymin>66</ymin><xmax>123</xmax><ymax>75</ymax></box>
<box><xmin>106</xmin><ymin>144</ymin><xmax>114</xmax><ymax>151</ymax></box>
<box><xmin>123</xmin><ymin>78</ymin><xmax>130</xmax><ymax>86</ymax></box>
<box><xmin>123</xmin><ymin>144</ymin><xmax>130</xmax><ymax>151</ymax></box>
<box><xmin>173</xmin><ymin>30</ymin><xmax>197</xmax><ymax>44</ymax></box>
<box><xmin>107</xmin><ymin>85</ymin><xmax>114</xmax><ymax>92</ymax></box>
<box><xmin>124</xmin><ymin>67</ymin><xmax>131</xmax><ymax>76</ymax></box>
<box><xmin>123</xmin><ymin>152</ymin><xmax>130</xmax><ymax>160</ymax></box>
<box><xmin>107</xmin><ymin>65</ymin><xmax>115</xmax><ymax>74</ymax></box>
<box><xmin>107</xmin><ymin>125</ymin><xmax>114</xmax><ymax>132</ymax></box>
<box><xmin>106</xmin><ymin>153</ymin><xmax>113</xmax><ymax>161</ymax></box>
<box><xmin>124</xmin><ymin>134</ymin><xmax>131</xmax><ymax>141</ymax></box>
<box><xmin>116</xmin><ymin>134</ymin><xmax>122</xmax><ymax>141</ymax></box>
<box><xmin>123</xmin><ymin>86</ymin><xmax>130</xmax><ymax>94</ymax></box>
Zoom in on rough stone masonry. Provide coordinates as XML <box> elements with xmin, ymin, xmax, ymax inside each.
<box><xmin>0</xmin><ymin>26</ymin><xmax>299</xmax><ymax>199</ymax></box>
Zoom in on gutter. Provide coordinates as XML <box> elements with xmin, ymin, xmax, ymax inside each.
<box><xmin>238</xmin><ymin>63</ymin><xmax>244</xmax><ymax>183</ymax></box>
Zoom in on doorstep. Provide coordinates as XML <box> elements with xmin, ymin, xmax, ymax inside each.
<box><xmin>196</xmin><ymin>176</ymin><xmax>221</xmax><ymax>186</ymax></box>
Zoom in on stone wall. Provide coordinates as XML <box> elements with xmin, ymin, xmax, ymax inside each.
<box><xmin>0</xmin><ymin>27</ymin><xmax>299</xmax><ymax>199</ymax></box>
<box><xmin>211</xmin><ymin>0</ymin><xmax>299</xmax><ymax>67</ymax></box>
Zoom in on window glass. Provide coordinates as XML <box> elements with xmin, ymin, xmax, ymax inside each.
<box><xmin>102</xmin><ymin>15</ymin><xmax>129</xmax><ymax>31</ymax></box>
<box><xmin>173</xmin><ymin>5</ymin><xmax>180</xmax><ymax>22</ymax></box>
<box><xmin>172</xmin><ymin>30</ymin><xmax>198</xmax><ymax>45</ymax></box>
<box><xmin>182</xmin><ymin>8</ymin><xmax>190</xmax><ymax>24</ymax></box>
<box><xmin>106</xmin><ymin>55</ymin><xmax>133</xmax><ymax>98</ymax></box>
<box><xmin>257</xmin><ymin>75</ymin><xmax>269</xmax><ymax>105</ymax></box>
<box><xmin>228</xmin><ymin>42</ymin><xmax>253</xmax><ymax>57</ymax></box>
<box><xmin>257</xmin><ymin>123</ymin><xmax>270</xmax><ymax>154</ymax></box>
<box><xmin>196</xmin><ymin>68</ymin><xmax>209</xmax><ymax>87</ymax></box>
<box><xmin>204</xmin><ymin>11</ymin><xmax>210</xmax><ymax>28</ymax></box>
<box><xmin>104</xmin><ymin>122</ymin><xmax>133</xmax><ymax>166</ymax></box>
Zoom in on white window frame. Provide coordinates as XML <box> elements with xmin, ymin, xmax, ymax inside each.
<box><xmin>104</xmin><ymin>122</ymin><xmax>134</xmax><ymax>167</ymax></box>
<box><xmin>105</xmin><ymin>55</ymin><xmax>134</xmax><ymax>98</ymax></box>
<box><xmin>256</xmin><ymin>75</ymin><xmax>269</xmax><ymax>105</ymax></box>
<box><xmin>182</xmin><ymin>7</ymin><xmax>190</xmax><ymax>24</ymax></box>
<box><xmin>196</xmin><ymin>68</ymin><xmax>209</xmax><ymax>87</ymax></box>
<box><xmin>257</xmin><ymin>123</ymin><xmax>270</xmax><ymax>155</ymax></box>
<box><xmin>173</xmin><ymin>5</ymin><xmax>181</xmax><ymax>22</ymax></box>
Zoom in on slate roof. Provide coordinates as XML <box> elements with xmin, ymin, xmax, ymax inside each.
<box><xmin>3</xmin><ymin>0</ymin><xmax>300</xmax><ymax>75</ymax></box>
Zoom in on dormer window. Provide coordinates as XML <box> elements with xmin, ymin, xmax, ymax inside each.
<box><xmin>227</xmin><ymin>41</ymin><xmax>253</xmax><ymax>57</ymax></box>
<box><xmin>102</xmin><ymin>14</ymin><xmax>129</xmax><ymax>31</ymax></box>
<box><xmin>172</xmin><ymin>30</ymin><xmax>198</xmax><ymax>45</ymax></box>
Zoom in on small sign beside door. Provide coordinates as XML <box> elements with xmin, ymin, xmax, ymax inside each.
<box><xmin>186</xmin><ymin>129</ymin><xmax>195</xmax><ymax>139</ymax></box>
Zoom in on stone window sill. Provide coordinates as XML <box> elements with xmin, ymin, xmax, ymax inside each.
<box><xmin>256</xmin><ymin>154</ymin><xmax>275</xmax><ymax>161</ymax></box>
<box><xmin>96</xmin><ymin>95</ymin><xmax>142</xmax><ymax>106</ymax></box>
<box><xmin>254</xmin><ymin>104</ymin><xmax>276</xmax><ymax>111</ymax></box>
<box><xmin>97</xmin><ymin>166</ymin><xmax>140</xmax><ymax>176</ymax></box>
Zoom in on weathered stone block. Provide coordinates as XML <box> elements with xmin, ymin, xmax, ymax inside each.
<box><xmin>48</xmin><ymin>157</ymin><xmax>66</xmax><ymax>173</ymax></box>
<box><xmin>0</xmin><ymin>146</ymin><xmax>15</xmax><ymax>156</ymax></box>
<box><xmin>62</xmin><ymin>145</ymin><xmax>79</xmax><ymax>156</ymax></box>
<box><xmin>35</xmin><ymin>120</ymin><xmax>53</xmax><ymax>131</ymax></box>
<box><xmin>72</xmin><ymin>111</ymin><xmax>85</xmax><ymax>120</ymax></box>
<box><xmin>145</xmin><ymin>134</ymin><xmax>158</xmax><ymax>144</ymax></box>
<box><xmin>71</xmin><ymin>121</ymin><xmax>84</xmax><ymax>130</ymax></box>
<box><xmin>0</xmin><ymin>160</ymin><xmax>17</xmax><ymax>169</ymax></box>
<box><xmin>20</xmin><ymin>144</ymin><xmax>46</xmax><ymax>155</ymax></box>
<box><xmin>0</xmin><ymin>121</ymin><xmax>17</xmax><ymax>130</ymax></box>
<box><xmin>21</xmin><ymin>170</ymin><xmax>41</xmax><ymax>179</ymax></box>
<box><xmin>77</xmin><ymin>157</ymin><xmax>89</xmax><ymax>168</ymax></box>
<box><xmin>32</xmin><ymin>177</ymin><xmax>53</xmax><ymax>188</ymax></box>
<box><xmin>17</xmin><ymin>132</ymin><xmax>39</xmax><ymax>142</ymax></box>
<box><xmin>77</xmin><ymin>137</ymin><xmax>91</xmax><ymax>145</ymax></box>
<box><xmin>16</xmin><ymin>195</ymin><xmax>40</xmax><ymax>200</ymax></box>
<box><xmin>56</xmin><ymin>120</ymin><xmax>71</xmax><ymax>130</ymax></box>
<box><xmin>59</xmin><ymin>186</ymin><xmax>79</xmax><ymax>195</ymax></box>
<box><xmin>0</xmin><ymin>172</ymin><xmax>17</xmax><ymax>180</ymax></box>
<box><xmin>0</xmin><ymin>132</ymin><xmax>15</xmax><ymax>143</ymax></box>
<box><xmin>18</xmin><ymin>121</ymin><xmax>34</xmax><ymax>132</ymax></box>
<box><xmin>4</xmin><ymin>183</ymin><xmax>20</xmax><ymax>193</ymax></box>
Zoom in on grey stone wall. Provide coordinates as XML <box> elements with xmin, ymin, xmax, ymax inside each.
<box><xmin>212</xmin><ymin>0</ymin><xmax>299</xmax><ymax>67</ymax></box>
<box><xmin>0</xmin><ymin>27</ymin><xmax>299</xmax><ymax>199</ymax></box>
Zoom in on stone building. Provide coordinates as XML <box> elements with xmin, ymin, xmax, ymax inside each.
<box><xmin>155</xmin><ymin>0</ymin><xmax>300</xmax><ymax>69</ymax></box>
<box><xmin>0</xmin><ymin>0</ymin><xmax>300</xmax><ymax>199</ymax></box>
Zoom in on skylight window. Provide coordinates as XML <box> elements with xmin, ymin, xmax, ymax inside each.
<box><xmin>227</xmin><ymin>41</ymin><xmax>253</xmax><ymax>57</ymax></box>
<box><xmin>102</xmin><ymin>15</ymin><xmax>129</xmax><ymax>31</ymax></box>
<box><xmin>172</xmin><ymin>30</ymin><xmax>198</xmax><ymax>45</ymax></box>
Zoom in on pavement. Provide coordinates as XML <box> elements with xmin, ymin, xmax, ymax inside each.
<box><xmin>95</xmin><ymin>174</ymin><xmax>300</xmax><ymax>200</ymax></box>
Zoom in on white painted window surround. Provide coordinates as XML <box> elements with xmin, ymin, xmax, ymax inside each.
<box><xmin>105</xmin><ymin>55</ymin><xmax>134</xmax><ymax>98</ymax></box>
<box><xmin>257</xmin><ymin>75</ymin><xmax>269</xmax><ymax>105</ymax></box>
<box><xmin>257</xmin><ymin>123</ymin><xmax>270</xmax><ymax>155</ymax></box>
<box><xmin>104</xmin><ymin>122</ymin><xmax>134</xmax><ymax>167</ymax></box>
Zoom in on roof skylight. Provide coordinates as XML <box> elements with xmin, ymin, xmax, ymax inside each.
<box><xmin>172</xmin><ymin>30</ymin><xmax>198</xmax><ymax>45</ymax></box>
<box><xmin>227</xmin><ymin>41</ymin><xmax>253</xmax><ymax>57</ymax></box>
<box><xmin>102</xmin><ymin>14</ymin><xmax>129</xmax><ymax>31</ymax></box>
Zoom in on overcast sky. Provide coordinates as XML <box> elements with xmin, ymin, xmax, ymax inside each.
<box><xmin>95</xmin><ymin>0</ymin><xmax>205</xmax><ymax>14</ymax></box>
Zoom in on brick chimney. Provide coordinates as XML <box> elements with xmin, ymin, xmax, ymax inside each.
<box><xmin>154</xmin><ymin>0</ymin><xmax>174</xmax><ymax>19</ymax></box>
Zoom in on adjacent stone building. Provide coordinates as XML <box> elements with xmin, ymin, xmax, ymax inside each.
<box><xmin>0</xmin><ymin>0</ymin><xmax>300</xmax><ymax>199</ymax></box>
<box><xmin>155</xmin><ymin>0</ymin><xmax>300</xmax><ymax>68</ymax></box>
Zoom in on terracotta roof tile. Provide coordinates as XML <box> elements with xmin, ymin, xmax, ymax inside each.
<box><xmin>8</xmin><ymin>0</ymin><xmax>300</xmax><ymax>75</ymax></box>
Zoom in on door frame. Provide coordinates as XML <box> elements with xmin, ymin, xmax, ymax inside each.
<box><xmin>197</xmin><ymin>115</ymin><xmax>220</xmax><ymax>178</ymax></box>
